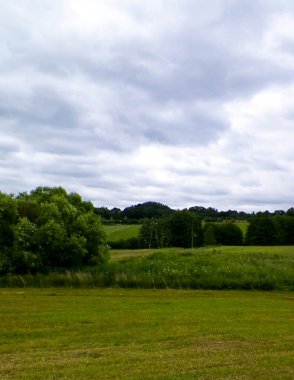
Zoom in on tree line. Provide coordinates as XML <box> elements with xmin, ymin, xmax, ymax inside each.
<box><xmin>109</xmin><ymin>213</ymin><xmax>294</xmax><ymax>249</ymax></box>
<box><xmin>95</xmin><ymin>201</ymin><xmax>294</xmax><ymax>223</ymax></box>
<box><xmin>110</xmin><ymin>212</ymin><xmax>243</xmax><ymax>249</ymax></box>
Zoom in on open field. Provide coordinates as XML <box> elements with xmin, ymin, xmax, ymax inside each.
<box><xmin>1</xmin><ymin>246</ymin><xmax>293</xmax><ymax>290</ymax></box>
<box><xmin>0</xmin><ymin>288</ymin><xmax>293</xmax><ymax>379</ymax></box>
<box><xmin>235</xmin><ymin>221</ymin><xmax>249</xmax><ymax>237</ymax></box>
<box><xmin>108</xmin><ymin>246</ymin><xmax>294</xmax><ymax>290</ymax></box>
<box><xmin>103</xmin><ymin>221</ymin><xmax>249</xmax><ymax>241</ymax></box>
<box><xmin>103</xmin><ymin>224</ymin><xmax>141</xmax><ymax>241</ymax></box>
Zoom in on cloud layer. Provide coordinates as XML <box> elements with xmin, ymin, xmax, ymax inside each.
<box><xmin>1</xmin><ymin>0</ymin><xmax>294</xmax><ymax>211</ymax></box>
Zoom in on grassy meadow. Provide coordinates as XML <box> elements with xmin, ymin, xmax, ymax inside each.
<box><xmin>235</xmin><ymin>221</ymin><xmax>249</xmax><ymax>237</ymax></box>
<box><xmin>0</xmin><ymin>288</ymin><xmax>293</xmax><ymax>379</ymax></box>
<box><xmin>0</xmin><ymin>246</ymin><xmax>293</xmax><ymax>290</ymax></box>
<box><xmin>103</xmin><ymin>224</ymin><xmax>141</xmax><ymax>241</ymax></box>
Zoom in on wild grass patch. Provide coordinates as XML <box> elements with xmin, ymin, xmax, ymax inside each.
<box><xmin>1</xmin><ymin>246</ymin><xmax>293</xmax><ymax>290</ymax></box>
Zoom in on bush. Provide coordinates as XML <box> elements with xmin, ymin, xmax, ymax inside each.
<box><xmin>0</xmin><ymin>187</ymin><xmax>108</xmax><ymax>274</ymax></box>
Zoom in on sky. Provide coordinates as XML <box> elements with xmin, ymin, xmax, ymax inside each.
<box><xmin>1</xmin><ymin>0</ymin><xmax>294</xmax><ymax>211</ymax></box>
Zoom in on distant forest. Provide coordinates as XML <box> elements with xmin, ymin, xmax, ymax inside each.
<box><xmin>95</xmin><ymin>201</ymin><xmax>294</xmax><ymax>223</ymax></box>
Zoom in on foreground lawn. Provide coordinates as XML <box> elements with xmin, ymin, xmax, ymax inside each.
<box><xmin>0</xmin><ymin>289</ymin><xmax>293</xmax><ymax>379</ymax></box>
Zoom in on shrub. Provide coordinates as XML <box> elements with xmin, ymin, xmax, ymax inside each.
<box><xmin>0</xmin><ymin>187</ymin><xmax>108</xmax><ymax>274</ymax></box>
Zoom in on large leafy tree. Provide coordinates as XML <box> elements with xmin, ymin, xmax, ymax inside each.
<box><xmin>0</xmin><ymin>187</ymin><xmax>107</xmax><ymax>274</ymax></box>
<box><xmin>0</xmin><ymin>192</ymin><xmax>19</xmax><ymax>273</ymax></box>
<box><xmin>163</xmin><ymin>211</ymin><xmax>203</xmax><ymax>248</ymax></box>
<box><xmin>139</xmin><ymin>212</ymin><xmax>203</xmax><ymax>249</ymax></box>
<box><xmin>245</xmin><ymin>216</ymin><xmax>284</xmax><ymax>245</ymax></box>
<box><xmin>277</xmin><ymin>216</ymin><xmax>294</xmax><ymax>244</ymax></box>
<box><xmin>212</xmin><ymin>222</ymin><xmax>243</xmax><ymax>245</ymax></box>
<box><xmin>246</xmin><ymin>215</ymin><xmax>294</xmax><ymax>246</ymax></box>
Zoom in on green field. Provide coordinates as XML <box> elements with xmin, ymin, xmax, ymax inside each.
<box><xmin>103</xmin><ymin>224</ymin><xmax>141</xmax><ymax>241</ymax></box>
<box><xmin>1</xmin><ymin>246</ymin><xmax>293</xmax><ymax>290</ymax></box>
<box><xmin>108</xmin><ymin>246</ymin><xmax>294</xmax><ymax>290</ymax></box>
<box><xmin>235</xmin><ymin>221</ymin><xmax>249</xmax><ymax>236</ymax></box>
<box><xmin>0</xmin><ymin>288</ymin><xmax>293</xmax><ymax>379</ymax></box>
<box><xmin>103</xmin><ymin>221</ymin><xmax>249</xmax><ymax>242</ymax></box>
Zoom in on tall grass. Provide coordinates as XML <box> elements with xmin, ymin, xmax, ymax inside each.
<box><xmin>0</xmin><ymin>247</ymin><xmax>293</xmax><ymax>290</ymax></box>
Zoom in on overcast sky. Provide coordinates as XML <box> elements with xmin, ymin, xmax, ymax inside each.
<box><xmin>1</xmin><ymin>0</ymin><xmax>294</xmax><ymax>211</ymax></box>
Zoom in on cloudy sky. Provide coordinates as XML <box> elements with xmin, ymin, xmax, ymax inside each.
<box><xmin>1</xmin><ymin>0</ymin><xmax>294</xmax><ymax>211</ymax></box>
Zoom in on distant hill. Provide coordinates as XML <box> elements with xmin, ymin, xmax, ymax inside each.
<box><xmin>122</xmin><ymin>201</ymin><xmax>173</xmax><ymax>220</ymax></box>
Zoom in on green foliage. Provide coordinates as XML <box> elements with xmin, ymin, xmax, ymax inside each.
<box><xmin>139</xmin><ymin>218</ymin><xmax>163</xmax><ymax>248</ymax></box>
<box><xmin>0</xmin><ymin>192</ymin><xmax>18</xmax><ymax>248</ymax></box>
<box><xmin>0</xmin><ymin>187</ymin><xmax>107</xmax><ymax>274</ymax></box>
<box><xmin>204</xmin><ymin>222</ymin><xmax>243</xmax><ymax>245</ymax></box>
<box><xmin>164</xmin><ymin>211</ymin><xmax>203</xmax><ymax>248</ymax></box>
<box><xmin>122</xmin><ymin>201</ymin><xmax>173</xmax><ymax>220</ymax></box>
<box><xmin>246</xmin><ymin>216</ymin><xmax>285</xmax><ymax>245</ymax></box>
<box><xmin>276</xmin><ymin>216</ymin><xmax>294</xmax><ymax>244</ymax></box>
<box><xmin>95</xmin><ymin>207</ymin><xmax>122</xmax><ymax>221</ymax></box>
<box><xmin>12</xmin><ymin>217</ymin><xmax>39</xmax><ymax>273</ymax></box>
<box><xmin>139</xmin><ymin>212</ymin><xmax>203</xmax><ymax>249</ymax></box>
<box><xmin>203</xmin><ymin>224</ymin><xmax>217</xmax><ymax>245</ymax></box>
<box><xmin>246</xmin><ymin>217</ymin><xmax>277</xmax><ymax>245</ymax></box>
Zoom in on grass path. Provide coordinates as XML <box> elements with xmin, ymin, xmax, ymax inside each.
<box><xmin>0</xmin><ymin>289</ymin><xmax>293</xmax><ymax>379</ymax></box>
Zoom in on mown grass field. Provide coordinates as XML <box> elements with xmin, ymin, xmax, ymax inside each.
<box><xmin>0</xmin><ymin>288</ymin><xmax>293</xmax><ymax>379</ymax></box>
<box><xmin>103</xmin><ymin>224</ymin><xmax>141</xmax><ymax>241</ymax></box>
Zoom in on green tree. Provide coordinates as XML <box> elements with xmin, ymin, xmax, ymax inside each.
<box><xmin>0</xmin><ymin>192</ymin><xmax>18</xmax><ymax>273</ymax></box>
<box><xmin>0</xmin><ymin>192</ymin><xmax>18</xmax><ymax>249</ymax></box>
<box><xmin>12</xmin><ymin>217</ymin><xmax>40</xmax><ymax>273</ymax></box>
<box><xmin>215</xmin><ymin>223</ymin><xmax>243</xmax><ymax>245</ymax></box>
<box><xmin>246</xmin><ymin>217</ymin><xmax>284</xmax><ymax>245</ymax></box>
<box><xmin>73</xmin><ymin>212</ymin><xmax>107</xmax><ymax>264</ymax></box>
<box><xmin>139</xmin><ymin>218</ymin><xmax>161</xmax><ymax>248</ymax></box>
<box><xmin>0</xmin><ymin>187</ymin><xmax>108</xmax><ymax>274</ymax></box>
<box><xmin>164</xmin><ymin>211</ymin><xmax>203</xmax><ymax>248</ymax></box>
<box><xmin>275</xmin><ymin>216</ymin><xmax>294</xmax><ymax>245</ymax></box>
<box><xmin>203</xmin><ymin>224</ymin><xmax>217</xmax><ymax>245</ymax></box>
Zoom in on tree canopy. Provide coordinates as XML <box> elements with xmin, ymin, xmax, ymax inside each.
<box><xmin>246</xmin><ymin>215</ymin><xmax>294</xmax><ymax>246</ymax></box>
<box><xmin>0</xmin><ymin>187</ymin><xmax>107</xmax><ymax>274</ymax></box>
<box><xmin>139</xmin><ymin>211</ymin><xmax>203</xmax><ymax>248</ymax></box>
<box><xmin>203</xmin><ymin>222</ymin><xmax>243</xmax><ymax>246</ymax></box>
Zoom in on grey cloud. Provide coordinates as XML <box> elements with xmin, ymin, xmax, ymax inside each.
<box><xmin>0</xmin><ymin>140</ymin><xmax>20</xmax><ymax>155</ymax></box>
<box><xmin>1</xmin><ymin>1</ymin><xmax>294</xmax><ymax>210</ymax></box>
